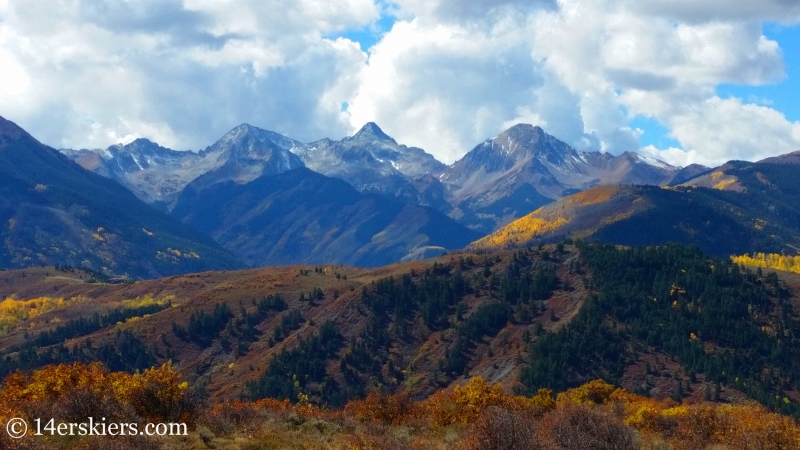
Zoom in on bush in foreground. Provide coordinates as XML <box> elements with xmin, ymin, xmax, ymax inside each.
<box><xmin>2</xmin><ymin>364</ymin><xmax>800</xmax><ymax>449</ymax></box>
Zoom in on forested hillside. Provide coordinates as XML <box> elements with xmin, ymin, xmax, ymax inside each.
<box><xmin>1</xmin><ymin>242</ymin><xmax>799</xmax><ymax>419</ymax></box>
<box><xmin>521</xmin><ymin>243</ymin><xmax>800</xmax><ymax>416</ymax></box>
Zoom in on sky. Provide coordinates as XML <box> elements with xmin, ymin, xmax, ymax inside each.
<box><xmin>1</xmin><ymin>1</ymin><xmax>799</xmax><ymax>167</ymax></box>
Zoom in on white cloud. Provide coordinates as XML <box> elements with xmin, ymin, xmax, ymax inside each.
<box><xmin>350</xmin><ymin>0</ymin><xmax>798</xmax><ymax>166</ymax></box>
<box><xmin>391</xmin><ymin>0</ymin><xmax>556</xmax><ymax>23</ymax></box>
<box><xmin>0</xmin><ymin>0</ymin><xmax>798</xmax><ymax>169</ymax></box>
<box><xmin>346</xmin><ymin>17</ymin><xmax>549</xmax><ymax>162</ymax></box>
<box><xmin>667</xmin><ymin>97</ymin><xmax>800</xmax><ymax>166</ymax></box>
<box><xmin>0</xmin><ymin>0</ymin><xmax>375</xmax><ymax>149</ymax></box>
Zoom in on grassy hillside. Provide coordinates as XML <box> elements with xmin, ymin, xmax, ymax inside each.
<box><xmin>0</xmin><ymin>116</ymin><xmax>244</xmax><ymax>278</ymax></box>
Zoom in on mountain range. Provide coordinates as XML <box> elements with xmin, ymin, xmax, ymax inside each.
<box><xmin>64</xmin><ymin>121</ymin><xmax>695</xmax><ymax>234</ymax></box>
<box><xmin>7</xmin><ymin>110</ymin><xmax>800</xmax><ymax>425</ymax></box>
<box><xmin>9</xmin><ymin>111</ymin><xmax>800</xmax><ymax>278</ymax></box>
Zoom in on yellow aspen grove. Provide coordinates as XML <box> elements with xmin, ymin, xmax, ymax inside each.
<box><xmin>731</xmin><ymin>252</ymin><xmax>800</xmax><ymax>274</ymax></box>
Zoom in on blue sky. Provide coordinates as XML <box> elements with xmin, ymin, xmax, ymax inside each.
<box><xmin>339</xmin><ymin>14</ymin><xmax>397</xmax><ymax>55</ymax></box>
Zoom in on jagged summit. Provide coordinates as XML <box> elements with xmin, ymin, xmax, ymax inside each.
<box><xmin>57</xmin><ymin>117</ymin><xmax>682</xmax><ymax>236</ymax></box>
<box><xmin>350</xmin><ymin>122</ymin><xmax>396</xmax><ymax>143</ymax></box>
<box><xmin>208</xmin><ymin>123</ymin><xmax>305</xmax><ymax>156</ymax></box>
<box><xmin>449</xmin><ymin>123</ymin><xmax>574</xmax><ymax>177</ymax></box>
<box><xmin>107</xmin><ymin>138</ymin><xmax>169</xmax><ymax>154</ymax></box>
<box><xmin>128</xmin><ymin>137</ymin><xmax>157</xmax><ymax>146</ymax></box>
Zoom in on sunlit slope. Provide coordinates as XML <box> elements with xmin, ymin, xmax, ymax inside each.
<box><xmin>471</xmin><ymin>165</ymin><xmax>800</xmax><ymax>258</ymax></box>
<box><xmin>470</xmin><ymin>185</ymin><xmax>652</xmax><ymax>250</ymax></box>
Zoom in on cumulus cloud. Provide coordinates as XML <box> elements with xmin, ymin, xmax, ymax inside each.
<box><xmin>663</xmin><ymin>97</ymin><xmax>800</xmax><ymax>166</ymax></box>
<box><xmin>346</xmin><ymin>17</ymin><xmax>550</xmax><ymax>162</ymax></box>
<box><xmin>1</xmin><ymin>0</ymin><xmax>799</xmax><ymax>167</ymax></box>
<box><xmin>391</xmin><ymin>0</ymin><xmax>556</xmax><ymax>23</ymax></box>
<box><xmin>0</xmin><ymin>0</ymin><xmax>376</xmax><ymax>149</ymax></box>
<box><xmin>351</xmin><ymin>0</ymin><xmax>799</xmax><ymax>165</ymax></box>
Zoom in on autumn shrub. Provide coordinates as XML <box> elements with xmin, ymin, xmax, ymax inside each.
<box><xmin>345</xmin><ymin>391</ymin><xmax>420</xmax><ymax>425</ymax></box>
<box><xmin>716</xmin><ymin>404</ymin><xmax>800</xmax><ymax>450</ymax></box>
<box><xmin>458</xmin><ymin>406</ymin><xmax>541</xmax><ymax>450</ymax></box>
<box><xmin>539</xmin><ymin>402</ymin><xmax>639</xmax><ymax>450</ymax></box>
<box><xmin>556</xmin><ymin>379</ymin><xmax>619</xmax><ymax>405</ymax></box>
<box><xmin>0</xmin><ymin>362</ymin><xmax>197</xmax><ymax>425</ymax></box>
<box><xmin>426</xmin><ymin>376</ymin><xmax>555</xmax><ymax>426</ymax></box>
<box><xmin>113</xmin><ymin>363</ymin><xmax>201</xmax><ymax>422</ymax></box>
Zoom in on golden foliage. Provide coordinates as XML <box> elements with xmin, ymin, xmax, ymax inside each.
<box><xmin>121</xmin><ymin>293</ymin><xmax>174</xmax><ymax>309</ymax></box>
<box><xmin>472</xmin><ymin>216</ymin><xmax>568</xmax><ymax>250</ymax></box>
<box><xmin>0</xmin><ymin>296</ymin><xmax>86</xmax><ymax>334</ymax></box>
<box><xmin>732</xmin><ymin>252</ymin><xmax>800</xmax><ymax>274</ymax></box>
<box><xmin>556</xmin><ymin>379</ymin><xmax>618</xmax><ymax>405</ymax></box>
<box><xmin>0</xmin><ymin>361</ymin><xmax>194</xmax><ymax>426</ymax></box>
<box><xmin>567</xmin><ymin>185</ymin><xmax>619</xmax><ymax>206</ymax></box>
<box><xmin>3</xmin><ymin>365</ymin><xmax>800</xmax><ymax>449</ymax></box>
<box><xmin>156</xmin><ymin>247</ymin><xmax>201</xmax><ymax>262</ymax></box>
<box><xmin>426</xmin><ymin>376</ymin><xmax>555</xmax><ymax>426</ymax></box>
<box><xmin>713</xmin><ymin>178</ymin><xmax>737</xmax><ymax>190</ymax></box>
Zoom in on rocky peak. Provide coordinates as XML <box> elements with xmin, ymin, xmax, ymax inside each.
<box><xmin>109</xmin><ymin>138</ymin><xmax>171</xmax><ymax>156</ymax></box>
<box><xmin>349</xmin><ymin>122</ymin><xmax>397</xmax><ymax>144</ymax></box>
<box><xmin>451</xmin><ymin>124</ymin><xmax>575</xmax><ymax>176</ymax></box>
<box><xmin>205</xmin><ymin>124</ymin><xmax>304</xmax><ymax>165</ymax></box>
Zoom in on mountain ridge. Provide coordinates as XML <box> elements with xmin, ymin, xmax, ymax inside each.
<box><xmin>471</xmin><ymin>155</ymin><xmax>800</xmax><ymax>258</ymax></box>
<box><xmin>61</xmin><ymin>121</ymin><xmax>685</xmax><ymax>224</ymax></box>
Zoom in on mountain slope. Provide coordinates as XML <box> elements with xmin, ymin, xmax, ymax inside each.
<box><xmin>171</xmin><ymin>168</ymin><xmax>480</xmax><ymax>267</ymax></box>
<box><xmin>0</xmin><ymin>116</ymin><xmax>244</xmax><ymax>278</ymax></box>
<box><xmin>472</xmin><ymin>155</ymin><xmax>800</xmax><ymax>257</ymax></box>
